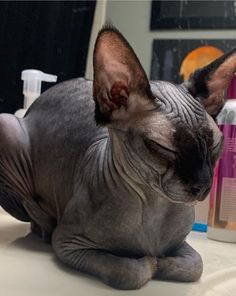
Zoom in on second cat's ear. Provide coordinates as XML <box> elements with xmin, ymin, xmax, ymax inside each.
<box><xmin>93</xmin><ymin>26</ymin><xmax>155</xmax><ymax>125</ymax></box>
<box><xmin>187</xmin><ymin>49</ymin><xmax>236</xmax><ymax>117</ymax></box>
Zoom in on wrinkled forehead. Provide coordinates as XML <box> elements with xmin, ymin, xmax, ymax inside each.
<box><xmin>150</xmin><ymin>81</ymin><xmax>207</xmax><ymax>127</ymax></box>
<box><xmin>137</xmin><ymin>81</ymin><xmax>219</xmax><ymax>149</ymax></box>
<box><xmin>151</xmin><ymin>81</ymin><xmax>222</xmax><ymax>139</ymax></box>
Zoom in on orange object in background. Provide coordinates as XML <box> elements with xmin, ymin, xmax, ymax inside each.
<box><xmin>180</xmin><ymin>46</ymin><xmax>224</xmax><ymax>81</ymax></box>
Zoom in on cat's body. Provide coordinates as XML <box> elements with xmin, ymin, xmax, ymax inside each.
<box><xmin>1</xmin><ymin>78</ymin><xmax>193</xmax><ymax>254</ymax></box>
<box><xmin>1</xmin><ymin>26</ymin><xmax>236</xmax><ymax>289</ymax></box>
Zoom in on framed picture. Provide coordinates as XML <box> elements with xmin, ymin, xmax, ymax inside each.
<box><xmin>151</xmin><ymin>0</ymin><xmax>236</xmax><ymax>30</ymax></box>
<box><xmin>150</xmin><ymin>39</ymin><xmax>236</xmax><ymax>83</ymax></box>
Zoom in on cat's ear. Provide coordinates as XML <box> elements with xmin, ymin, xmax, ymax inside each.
<box><xmin>93</xmin><ymin>26</ymin><xmax>155</xmax><ymax>125</ymax></box>
<box><xmin>187</xmin><ymin>49</ymin><xmax>236</xmax><ymax>117</ymax></box>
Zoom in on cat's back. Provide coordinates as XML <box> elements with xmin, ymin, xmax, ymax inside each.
<box><xmin>24</xmin><ymin>77</ymin><xmax>107</xmax><ymax>155</ymax></box>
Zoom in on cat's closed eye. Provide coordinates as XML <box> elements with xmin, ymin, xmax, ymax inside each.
<box><xmin>143</xmin><ymin>138</ymin><xmax>176</xmax><ymax>162</ymax></box>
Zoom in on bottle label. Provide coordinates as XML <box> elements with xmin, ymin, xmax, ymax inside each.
<box><xmin>217</xmin><ymin>124</ymin><xmax>236</xmax><ymax>222</ymax></box>
<box><xmin>220</xmin><ymin>177</ymin><xmax>236</xmax><ymax>221</ymax></box>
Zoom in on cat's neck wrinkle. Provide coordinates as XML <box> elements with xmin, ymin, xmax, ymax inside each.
<box><xmin>108</xmin><ymin>131</ymin><xmax>161</xmax><ymax>202</ymax></box>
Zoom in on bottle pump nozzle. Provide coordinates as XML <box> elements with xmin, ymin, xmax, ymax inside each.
<box><xmin>21</xmin><ymin>69</ymin><xmax>57</xmax><ymax>109</ymax></box>
<box><xmin>15</xmin><ymin>69</ymin><xmax>57</xmax><ymax>118</ymax></box>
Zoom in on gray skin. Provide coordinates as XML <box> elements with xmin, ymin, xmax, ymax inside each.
<box><xmin>0</xmin><ymin>27</ymin><xmax>236</xmax><ymax>289</ymax></box>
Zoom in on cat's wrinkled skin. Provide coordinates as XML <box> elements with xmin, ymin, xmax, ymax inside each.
<box><xmin>1</xmin><ymin>26</ymin><xmax>236</xmax><ymax>289</ymax></box>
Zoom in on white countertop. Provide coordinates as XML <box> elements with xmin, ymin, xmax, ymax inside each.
<box><xmin>0</xmin><ymin>208</ymin><xmax>236</xmax><ymax>296</ymax></box>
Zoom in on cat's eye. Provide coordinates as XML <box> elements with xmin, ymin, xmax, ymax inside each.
<box><xmin>144</xmin><ymin>138</ymin><xmax>176</xmax><ymax>161</ymax></box>
<box><xmin>211</xmin><ymin>136</ymin><xmax>224</xmax><ymax>153</ymax></box>
<box><xmin>210</xmin><ymin>136</ymin><xmax>224</xmax><ymax>163</ymax></box>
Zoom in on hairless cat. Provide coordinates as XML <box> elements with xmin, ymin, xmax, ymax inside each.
<box><xmin>0</xmin><ymin>26</ymin><xmax>236</xmax><ymax>289</ymax></box>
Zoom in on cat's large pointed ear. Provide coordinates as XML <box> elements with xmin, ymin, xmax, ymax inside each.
<box><xmin>187</xmin><ymin>49</ymin><xmax>236</xmax><ymax>117</ymax></box>
<box><xmin>93</xmin><ymin>26</ymin><xmax>155</xmax><ymax>125</ymax></box>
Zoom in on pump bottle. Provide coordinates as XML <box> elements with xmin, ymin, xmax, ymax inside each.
<box><xmin>15</xmin><ymin>69</ymin><xmax>57</xmax><ymax>118</ymax></box>
<box><xmin>207</xmin><ymin>74</ymin><xmax>236</xmax><ymax>242</ymax></box>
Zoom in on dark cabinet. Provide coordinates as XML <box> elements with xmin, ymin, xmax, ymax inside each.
<box><xmin>0</xmin><ymin>1</ymin><xmax>96</xmax><ymax>114</ymax></box>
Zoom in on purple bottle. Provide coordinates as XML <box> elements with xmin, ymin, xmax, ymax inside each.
<box><xmin>207</xmin><ymin>74</ymin><xmax>236</xmax><ymax>242</ymax></box>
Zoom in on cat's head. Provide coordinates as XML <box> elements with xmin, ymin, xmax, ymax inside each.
<box><xmin>93</xmin><ymin>26</ymin><xmax>236</xmax><ymax>204</ymax></box>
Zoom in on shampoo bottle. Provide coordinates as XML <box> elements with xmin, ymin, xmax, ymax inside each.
<box><xmin>15</xmin><ymin>69</ymin><xmax>57</xmax><ymax>118</ymax></box>
<box><xmin>207</xmin><ymin>74</ymin><xmax>236</xmax><ymax>242</ymax></box>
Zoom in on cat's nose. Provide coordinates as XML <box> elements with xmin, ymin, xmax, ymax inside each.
<box><xmin>191</xmin><ymin>185</ymin><xmax>202</xmax><ymax>196</ymax></box>
<box><xmin>191</xmin><ymin>185</ymin><xmax>211</xmax><ymax>200</ymax></box>
<box><xmin>191</xmin><ymin>167</ymin><xmax>213</xmax><ymax>200</ymax></box>
<box><xmin>197</xmin><ymin>186</ymin><xmax>211</xmax><ymax>201</ymax></box>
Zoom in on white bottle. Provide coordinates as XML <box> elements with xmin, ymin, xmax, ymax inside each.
<box><xmin>207</xmin><ymin>74</ymin><xmax>236</xmax><ymax>242</ymax></box>
<box><xmin>15</xmin><ymin>69</ymin><xmax>57</xmax><ymax>118</ymax></box>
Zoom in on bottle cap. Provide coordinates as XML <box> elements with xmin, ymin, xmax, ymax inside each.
<box><xmin>227</xmin><ymin>73</ymin><xmax>236</xmax><ymax>99</ymax></box>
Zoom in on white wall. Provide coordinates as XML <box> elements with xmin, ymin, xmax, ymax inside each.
<box><xmin>85</xmin><ymin>0</ymin><xmax>107</xmax><ymax>80</ymax></box>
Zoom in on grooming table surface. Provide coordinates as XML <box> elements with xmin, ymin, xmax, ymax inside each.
<box><xmin>0</xmin><ymin>208</ymin><xmax>236</xmax><ymax>296</ymax></box>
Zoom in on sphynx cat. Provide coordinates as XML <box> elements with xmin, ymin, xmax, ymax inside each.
<box><xmin>0</xmin><ymin>26</ymin><xmax>235</xmax><ymax>289</ymax></box>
